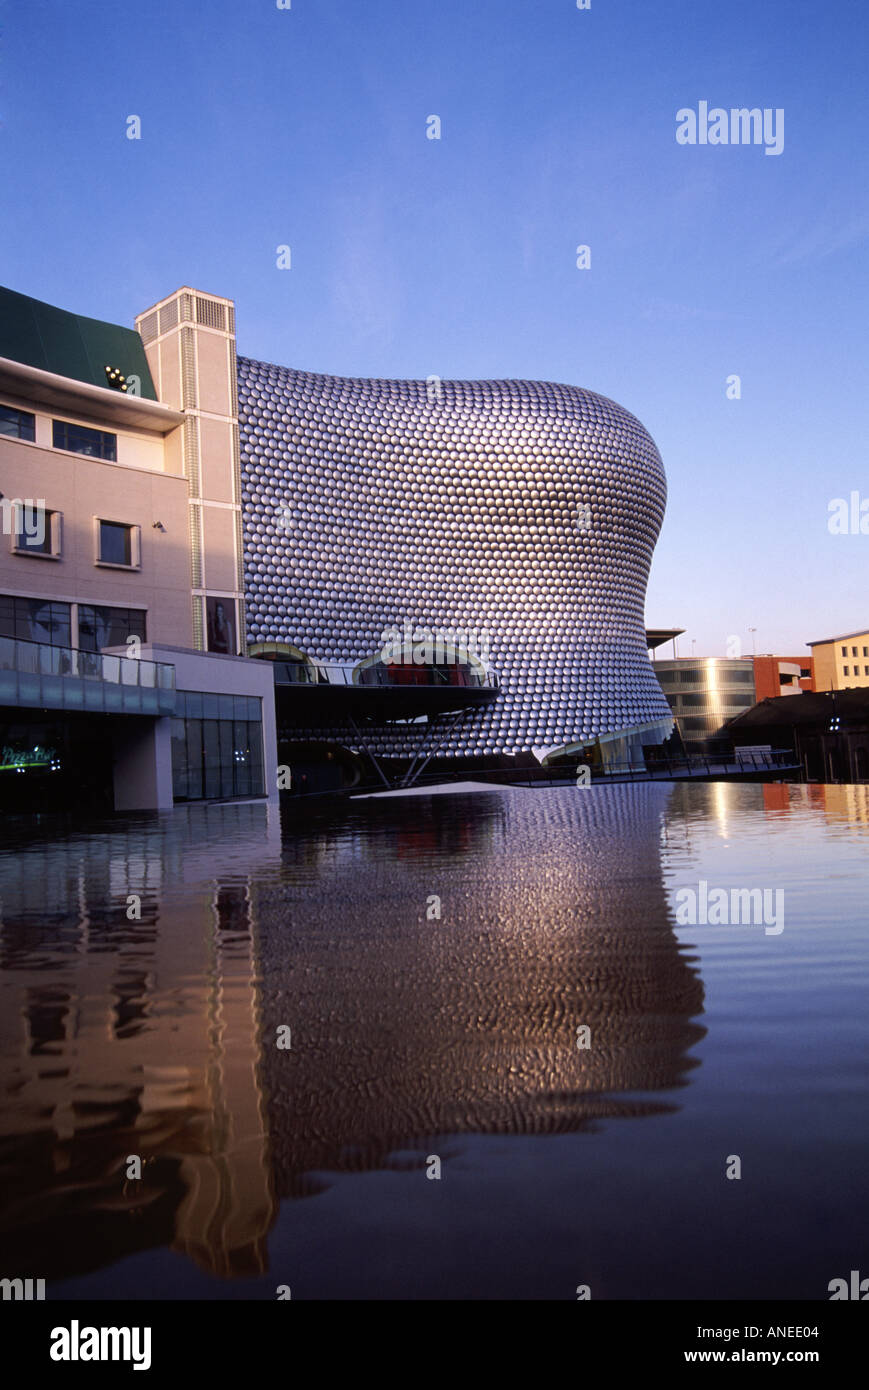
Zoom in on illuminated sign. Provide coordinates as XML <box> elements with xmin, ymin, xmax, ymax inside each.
<box><xmin>0</xmin><ymin>745</ymin><xmax>61</xmax><ymax>773</ymax></box>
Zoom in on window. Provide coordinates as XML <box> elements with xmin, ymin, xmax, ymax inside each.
<box><xmin>96</xmin><ymin>519</ymin><xmax>140</xmax><ymax>569</ymax></box>
<box><xmin>99</xmin><ymin>521</ymin><xmax>130</xmax><ymax>566</ymax></box>
<box><xmin>0</xmin><ymin>404</ymin><xmax>36</xmax><ymax>441</ymax></box>
<box><xmin>863</xmin><ymin>647</ymin><xmax>868</xmax><ymax>657</ymax></box>
<box><xmin>78</xmin><ymin>605</ymin><xmax>146</xmax><ymax>652</ymax></box>
<box><xmin>11</xmin><ymin>506</ymin><xmax>61</xmax><ymax>559</ymax></box>
<box><xmin>853</xmin><ymin>646</ymin><xmax>859</xmax><ymax>657</ymax></box>
<box><xmin>865</xmin><ymin>666</ymin><xmax>869</xmax><ymax>677</ymax></box>
<box><xmin>842</xmin><ymin>646</ymin><xmax>848</xmax><ymax>657</ymax></box>
<box><xmin>53</xmin><ymin>419</ymin><xmax>116</xmax><ymax>461</ymax></box>
<box><xmin>844</xmin><ymin>666</ymin><xmax>850</xmax><ymax>676</ymax></box>
<box><xmin>171</xmin><ymin>698</ymin><xmax>265</xmax><ymax>801</ymax></box>
<box><xmin>0</xmin><ymin>594</ymin><xmax>71</xmax><ymax>646</ymax></box>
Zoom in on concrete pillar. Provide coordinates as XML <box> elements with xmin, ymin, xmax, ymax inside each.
<box><xmin>112</xmin><ymin>717</ymin><xmax>174</xmax><ymax>810</ymax></box>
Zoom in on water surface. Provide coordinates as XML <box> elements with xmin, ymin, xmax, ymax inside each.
<box><xmin>0</xmin><ymin>783</ymin><xmax>866</xmax><ymax>1299</ymax></box>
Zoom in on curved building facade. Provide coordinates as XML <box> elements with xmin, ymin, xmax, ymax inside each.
<box><xmin>238</xmin><ymin>359</ymin><xmax>673</xmax><ymax>761</ymax></box>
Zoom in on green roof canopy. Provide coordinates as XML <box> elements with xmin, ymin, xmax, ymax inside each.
<box><xmin>0</xmin><ymin>285</ymin><xmax>157</xmax><ymax>400</ymax></box>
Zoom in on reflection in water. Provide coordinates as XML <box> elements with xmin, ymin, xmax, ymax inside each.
<box><xmin>668</xmin><ymin>778</ymin><xmax>869</xmax><ymax>835</ymax></box>
<box><xmin>262</xmin><ymin>786</ymin><xmax>705</xmax><ymax>1199</ymax></box>
<box><xmin>0</xmin><ymin>785</ymin><xmax>705</xmax><ymax>1285</ymax></box>
<box><xmin>0</xmin><ymin>805</ymin><xmax>281</xmax><ymax>1281</ymax></box>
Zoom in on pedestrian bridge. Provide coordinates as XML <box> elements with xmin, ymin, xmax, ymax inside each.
<box><xmin>269</xmin><ymin>658</ymin><xmax>500</xmax><ymax>722</ymax></box>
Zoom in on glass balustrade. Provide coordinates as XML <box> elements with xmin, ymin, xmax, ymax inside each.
<box><xmin>0</xmin><ymin>635</ymin><xmax>175</xmax><ymax>714</ymax></box>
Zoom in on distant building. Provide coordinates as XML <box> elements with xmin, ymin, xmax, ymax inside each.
<box><xmin>651</xmin><ymin>657</ymin><xmax>757</xmax><ymax>748</ymax></box>
<box><xmin>752</xmin><ymin>654</ymin><xmax>814</xmax><ymax>701</ymax></box>
<box><xmin>652</xmin><ymin>652</ymin><xmax>814</xmax><ymax>749</ymax></box>
<box><xmin>728</xmin><ymin>689</ymin><xmax>869</xmax><ymax>783</ymax></box>
<box><xmin>808</xmin><ymin>630</ymin><xmax>869</xmax><ymax>691</ymax></box>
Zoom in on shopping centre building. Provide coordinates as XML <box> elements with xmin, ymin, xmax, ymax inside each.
<box><xmin>1</xmin><ymin>281</ymin><xmax>675</xmax><ymax>807</ymax></box>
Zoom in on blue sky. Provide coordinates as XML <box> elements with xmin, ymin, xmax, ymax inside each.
<box><xmin>2</xmin><ymin>0</ymin><xmax>867</xmax><ymax>656</ymax></box>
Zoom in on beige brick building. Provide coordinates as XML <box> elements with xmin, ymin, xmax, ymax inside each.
<box><xmin>809</xmin><ymin>630</ymin><xmax>869</xmax><ymax>691</ymax></box>
<box><xmin>0</xmin><ymin>284</ymin><xmax>275</xmax><ymax>811</ymax></box>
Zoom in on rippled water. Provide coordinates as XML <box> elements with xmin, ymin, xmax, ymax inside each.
<box><xmin>0</xmin><ymin>782</ymin><xmax>866</xmax><ymax>1299</ymax></box>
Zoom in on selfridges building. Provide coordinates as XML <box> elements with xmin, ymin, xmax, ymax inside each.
<box><xmin>238</xmin><ymin>358</ymin><xmax>674</xmax><ymax>764</ymax></box>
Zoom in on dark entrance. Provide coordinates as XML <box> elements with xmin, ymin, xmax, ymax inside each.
<box><xmin>0</xmin><ymin>712</ymin><xmax>116</xmax><ymax>813</ymax></box>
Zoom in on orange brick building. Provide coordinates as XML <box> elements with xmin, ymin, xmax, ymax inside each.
<box><xmin>752</xmin><ymin>655</ymin><xmax>814</xmax><ymax>702</ymax></box>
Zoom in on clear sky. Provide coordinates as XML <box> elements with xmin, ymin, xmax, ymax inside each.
<box><xmin>2</xmin><ymin>0</ymin><xmax>867</xmax><ymax>658</ymax></box>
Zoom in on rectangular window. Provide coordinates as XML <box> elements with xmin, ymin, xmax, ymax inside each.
<box><xmin>187</xmin><ymin>720</ymin><xmax>204</xmax><ymax>797</ymax></box>
<box><xmin>853</xmin><ymin>646</ymin><xmax>859</xmax><ymax>657</ymax></box>
<box><xmin>53</xmin><ymin>418</ymin><xmax>117</xmax><ymax>461</ymax></box>
<box><xmin>842</xmin><ymin>646</ymin><xmax>848</xmax><ymax>657</ymax></box>
<box><xmin>202</xmin><ymin>720</ymin><xmax>221</xmax><ymax>799</ymax></box>
<box><xmin>171</xmin><ymin>718</ymin><xmax>191</xmax><ymax>801</ymax></box>
<box><xmin>863</xmin><ymin>647</ymin><xmax>868</xmax><ymax>657</ymax></box>
<box><xmin>248</xmin><ymin>720</ymin><xmax>264</xmax><ymax>791</ymax></box>
<box><xmin>78</xmin><ymin>605</ymin><xmax>146</xmax><ymax>652</ymax></box>
<box><xmin>218</xmin><ymin>720</ymin><xmax>234</xmax><ymax>798</ymax></box>
<box><xmin>0</xmin><ymin>594</ymin><xmax>71</xmax><ymax>646</ymax></box>
<box><xmin>96</xmin><ymin>519</ymin><xmax>140</xmax><ymax>568</ymax></box>
<box><xmin>233</xmin><ymin>720</ymin><xmax>251</xmax><ymax>797</ymax></box>
<box><xmin>865</xmin><ymin>666</ymin><xmax>869</xmax><ymax>677</ymax></box>
<box><xmin>844</xmin><ymin>666</ymin><xmax>850</xmax><ymax>676</ymax></box>
<box><xmin>0</xmin><ymin>404</ymin><xmax>36</xmax><ymax>441</ymax></box>
<box><xmin>12</xmin><ymin>506</ymin><xmax>61</xmax><ymax>559</ymax></box>
<box><xmin>169</xmin><ymin>701</ymin><xmax>266</xmax><ymax>801</ymax></box>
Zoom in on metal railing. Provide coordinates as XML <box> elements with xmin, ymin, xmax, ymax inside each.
<box><xmin>461</xmin><ymin>749</ymin><xmax>798</xmax><ymax>788</ymax></box>
<box><xmin>0</xmin><ymin>634</ymin><xmax>175</xmax><ymax>691</ymax></box>
<box><xmin>628</xmin><ymin>749</ymin><xmax>796</xmax><ymax>778</ymax></box>
<box><xmin>271</xmin><ymin>659</ymin><xmax>499</xmax><ymax>691</ymax></box>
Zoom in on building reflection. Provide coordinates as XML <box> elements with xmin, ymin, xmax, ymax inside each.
<box><xmin>258</xmin><ymin>784</ymin><xmax>706</xmax><ymax>1196</ymax></box>
<box><xmin>0</xmin><ymin>784</ymin><xmax>707</xmax><ymax>1283</ymax></box>
<box><xmin>805</xmin><ymin>782</ymin><xmax>869</xmax><ymax>827</ymax></box>
<box><xmin>0</xmin><ymin>804</ymin><xmax>281</xmax><ymax>1281</ymax></box>
<box><xmin>707</xmin><ymin>779</ymin><xmax>869</xmax><ymax>827</ymax></box>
